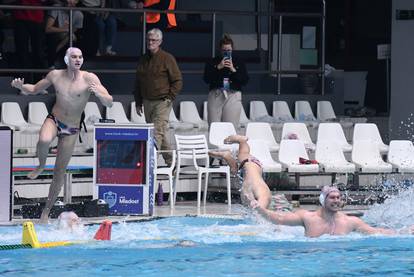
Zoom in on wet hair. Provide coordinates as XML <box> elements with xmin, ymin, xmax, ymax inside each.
<box><xmin>219</xmin><ymin>34</ymin><xmax>234</xmax><ymax>48</ymax></box>
<box><xmin>147</xmin><ymin>28</ymin><xmax>163</xmax><ymax>40</ymax></box>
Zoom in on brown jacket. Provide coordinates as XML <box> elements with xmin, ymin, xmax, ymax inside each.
<box><xmin>133</xmin><ymin>49</ymin><xmax>182</xmax><ymax>106</ymax></box>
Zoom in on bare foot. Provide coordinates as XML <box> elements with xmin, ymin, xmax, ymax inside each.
<box><xmin>224</xmin><ymin>135</ymin><xmax>248</xmax><ymax>144</ymax></box>
<box><xmin>27</xmin><ymin>166</ymin><xmax>44</xmax><ymax>180</ymax></box>
<box><xmin>209</xmin><ymin>150</ymin><xmax>238</xmax><ymax>174</ymax></box>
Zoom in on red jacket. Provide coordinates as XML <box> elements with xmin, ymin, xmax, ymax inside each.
<box><xmin>144</xmin><ymin>0</ymin><xmax>176</xmax><ymax>28</ymax></box>
<box><xmin>13</xmin><ymin>0</ymin><xmax>44</xmax><ymax>23</ymax></box>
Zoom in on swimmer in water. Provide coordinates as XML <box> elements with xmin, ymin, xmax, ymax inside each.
<box><xmin>208</xmin><ymin>135</ymin><xmax>272</xmax><ymax>210</ymax></box>
<box><xmin>252</xmin><ymin>185</ymin><xmax>413</xmax><ymax>238</ymax></box>
<box><xmin>57</xmin><ymin>211</ymin><xmax>82</xmax><ymax>231</ymax></box>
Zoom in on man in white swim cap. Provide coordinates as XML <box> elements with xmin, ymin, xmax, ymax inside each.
<box><xmin>252</xmin><ymin>185</ymin><xmax>401</xmax><ymax>237</ymax></box>
<box><xmin>11</xmin><ymin>47</ymin><xmax>113</xmax><ymax>224</ymax></box>
<box><xmin>319</xmin><ymin>185</ymin><xmax>341</xmax><ymax>208</ymax></box>
<box><xmin>57</xmin><ymin>211</ymin><xmax>81</xmax><ymax>230</ymax></box>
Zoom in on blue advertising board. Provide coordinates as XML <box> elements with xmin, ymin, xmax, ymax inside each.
<box><xmin>95</xmin><ymin>128</ymin><xmax>149</xmax><ymax>141</ymax></box>
<box><xmin>94</xmin><ymin>124</ymin><xmax>155</xmax><ymax>216</ymax></box>
<box><xmin>99</xmin><ymin>185</ymin><xmax>144</xmax><ymax>215</ymax></box>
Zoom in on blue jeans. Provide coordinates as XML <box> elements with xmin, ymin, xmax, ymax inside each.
<box><xmin>95</xmin><ymin>14</ymin><xmax>117</xmax><ymax>53</ymax></box>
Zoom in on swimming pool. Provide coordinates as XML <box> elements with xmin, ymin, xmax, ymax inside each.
<box><xmin>1</xmin><ymin>188</ymin><xmax>413</xmax><ymax>276</ymax></box>
<box><xmin>0</xmin><ymin>215</ymin><xmax>413</xmax><ymax>276</ymax></box>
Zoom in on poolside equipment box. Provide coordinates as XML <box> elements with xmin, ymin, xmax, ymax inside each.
<box><xmin>93</xmin><ymin>123</ymin><xmax>155</xmax><ymax>216</ymax></box>
<box><xmin>0</xmin><ymin>127</ymin><xmax>12</xmax><ymax>222</ymax></box>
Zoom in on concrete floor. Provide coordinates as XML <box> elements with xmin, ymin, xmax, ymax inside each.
<box><xmin>3</xmin><ymin>201</ymin><xmax>370</xmax><ymax>226</ymax></box>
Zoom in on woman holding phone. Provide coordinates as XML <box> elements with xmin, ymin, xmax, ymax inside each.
<box><xmin>203</xmin><ymin>34</ymin><xmax>249</xmax><ymax>128</ymax></box>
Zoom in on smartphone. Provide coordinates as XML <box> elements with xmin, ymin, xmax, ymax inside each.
<box><xmin>223</xmin><ymin>50</ymin><xmax>232</xmax><ymax>60</ymax></box>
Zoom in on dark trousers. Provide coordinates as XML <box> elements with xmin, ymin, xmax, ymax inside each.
<box><xmin>14</xmin><ymin>20</ymin><xmax>46</xmax><ymax>82</ymax></box>
<box><xmin>79</xmin><ymin>13</ymin><xmax>99</xmax><ymax>57</ymax></box>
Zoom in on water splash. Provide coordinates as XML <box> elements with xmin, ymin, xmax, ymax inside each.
<box><xmin>363</xmin><ymin>185</ymin><xmax>414</xmax><ymax>229</ymax></box>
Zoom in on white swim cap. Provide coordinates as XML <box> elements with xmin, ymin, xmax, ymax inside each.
<box><xmin>319</xmin><ymin>185</ymin><xmax>340</xmax><ymax>207</ymax></box>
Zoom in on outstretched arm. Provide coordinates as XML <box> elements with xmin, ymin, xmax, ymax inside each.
<box><xmin>87</xmin><ymin>73</ymin><xmax>113</xmax><ymax>107</ymax></box>
<box><xmin>252</xmin><ymin>200</ymin><xmax>305</xmax><ymax>227</ymax></box>
<box><xmin>352</xmin><ymin>217</ymin><xmax>396</xmax><ymax>235</ymax></box>
<box><xmin>11</xmin><ymin>72</ymin><xmax>53</xmax><ymax>95</ymax></box>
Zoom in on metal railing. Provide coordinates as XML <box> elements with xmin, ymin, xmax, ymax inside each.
<box><xmin>0</xmin><ymin>2</ymin><xmax>326</xmax><ymax>94</ymax></box>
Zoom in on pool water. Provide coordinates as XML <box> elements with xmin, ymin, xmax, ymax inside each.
<box><xmin>1</xmin><ymin>187</ymin><xmax>414</xmax><ymax>276</ymax></box>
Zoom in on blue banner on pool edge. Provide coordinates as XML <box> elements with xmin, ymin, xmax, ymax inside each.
<box><xmin>99</xmin><ymin>186</ymin><xmax>143</xmax><ymax>215</ymax></box>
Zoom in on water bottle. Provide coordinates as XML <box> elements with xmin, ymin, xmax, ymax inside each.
<box><xmin>157</xmin><ymin>183</ymin><xmax>164</xmax><ymax>206</ymax></box>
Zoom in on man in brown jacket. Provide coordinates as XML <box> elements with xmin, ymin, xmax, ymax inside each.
<box><xmin>133</xmin><ymin>28</ymin><xmax>182</xmax><ymax>165</ymax></box>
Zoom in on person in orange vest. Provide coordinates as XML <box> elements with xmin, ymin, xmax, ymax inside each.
<box><xmin>133</xmin><ymin>0</ymin><xmax>177</xmax><ymax>29</ymax></box>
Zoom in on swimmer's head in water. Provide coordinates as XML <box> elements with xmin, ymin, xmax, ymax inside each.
<box><xmin>64</xmin><ymin>47</ymin><xmax>83</xmax><ymax>69</ymax></box>
<box><xmin>58</xmin><ymin>211</ymin><xmax>81</xmax><ymax>230</ymax></box>
<box><xmin>319</xmin><ymin>185</ymin><xmax>340</xmax><ymax>207</ymax></box>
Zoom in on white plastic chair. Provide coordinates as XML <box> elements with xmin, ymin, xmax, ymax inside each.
<box><xmin>239</xmin><ymin>105</ymin><xmax>251</xmax><ymax>128</ymax></box>
<box><xmin>387</xmin><ymin>140</ymin><xmax>414</xmax><ymax>173</ymax></box>
<box><xmin>295</xmin><ymin>101</ymin><xmax>317</xmax><ymax>121</ymax></box>
<box><xmin>316</xmin><ymin>101</ymin><xmax>336</xmax><ymax>121</ymax></box>
<box><xmin>28</xmin><ymin>102</ymin><xmax>48</xmax><ymax>126</ymax></box>
<box><xmin>130</xmin><ymin>101</ymin><xmax>146</xmax><ymax>123</ymax></box>
<box><xmin>247</xmin><ymin>139</ymin><xmax>282</xmax><ymax>172</ymax></box>
<box><xmin>249</xmin><ymin>100</ymin><xmax>270</xmax><ymax>121</ymax></box>
<box><xmin>281</xmin><ymin>122</ymin><xmax>315</xmax><ymax>150</ymax></box>
<box><xmin>278</xmin><ymin>139</ymin><xmax>319</xmax><ymax>173</ymax></box>
<box><xmin>315</xmin><ymin>140</ymin><xmax>355</xmax><ymax>173</ymax></box>
<box><xmin>179</xmin><ymin>101</ymin><xmax>208</xmax><ymax>130</ymax></box>
<box><xmin>317</xmin><ymin>101</ymin><xmax>353</xmax><ymax>128</ymax></box>
<box><xmin>175</xmin><ymin>134</ymin><xmax>231</xmax><ymax>208</ymax></box>
<box><xmin>106</xmin><ymin>102</ymin><xmax>130</xmax><ymax>123</ymax></box>
<box><xmin>245</xmin><ymin>122</ymin><xmax>279</xmax><ymax>152</ymax></box>
<box><xmin>351</xmin><ymin>140</ymin><xmax>392</xmax><ymax>173</ymax></box>
<box><xmin>272</xmin><ymin>101</ymin><xmax>294</xmax><ymax>121</ymax></box>
<box><xmin>353</xmin><ymin>123</ymin><xmax>389</xmax><ymax>153</ymax></box>
<box><xmin>1</xmin><ymin>102</ymin><xmax>38</xmax><ymax>132</ymax></box>
<box><xmin>154</xmin><ymin>149</ymin><xmax>176</xmax><ymax>207</ymax></box>
<box><xmin>317</xmin><ymin>123</ymin><xmax>352</xmax><ymax>152</ymax></box>
<box><xmin>84</xmin><ymin>102</ymin><xmax>102</xmax><ymax>131</ymax></box>
<box><xmin>169</xmin><ymin>108</ymin><xmax>194</xmax><ymax>131</ymax></box>
<box><xmin>208</xmin><ymin>122</ymin><xmax>237</xmax><ymax>152</ymax></box>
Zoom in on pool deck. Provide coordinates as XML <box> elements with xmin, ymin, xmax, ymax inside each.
<box><xmin>1</xmin><ymin>202</ymin><xmax>370</xmax><ymax>226</ymax></box>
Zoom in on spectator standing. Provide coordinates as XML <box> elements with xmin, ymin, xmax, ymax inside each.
<box><xmin>203</xmin><ymin>34</ymin><xmax>249</xmax><ymax>128</ymax></box>
<box><xmin>95</xmin><ymin>0</ymin><xmax>117</xmax><ymax>56</ymax></box>
<box><xmin>45</xmin><ymin>0</ymin><xmax>84</xmax><ymax>67</ymax></box>
<box><xmin>78</xmin><ymin>0</ymin><xmax>99</xmax><ymax>56</ymax></box>
<box><xmin>133</xmin><ymin>28</ymin><xmax>182</xmax><ymax>165</ymax></box>
<box><xmin>132</xmin><ymin>0</ymin><xmax>176</xmax><ymax>30</ymax></box>
<box><xmin>12</xmin><ymin>0</ymin><xmax>47</xmax><ymax>82</ymax></box>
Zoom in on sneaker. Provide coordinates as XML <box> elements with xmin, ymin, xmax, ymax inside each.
<box><xmin>105</xmin><ymin>46</ymin><xmax>116</xmax><ymax>56</ymax></box>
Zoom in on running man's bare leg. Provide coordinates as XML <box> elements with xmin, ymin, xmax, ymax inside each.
<box><xmin>39</xmin><ymin>134</ymin><xmax>77</xmax><ymax>223</ymax></box>
<box><xmin>28</xmin><ymin>119</ymin><xmax>57</xmax><ymax>179</ymax></box>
